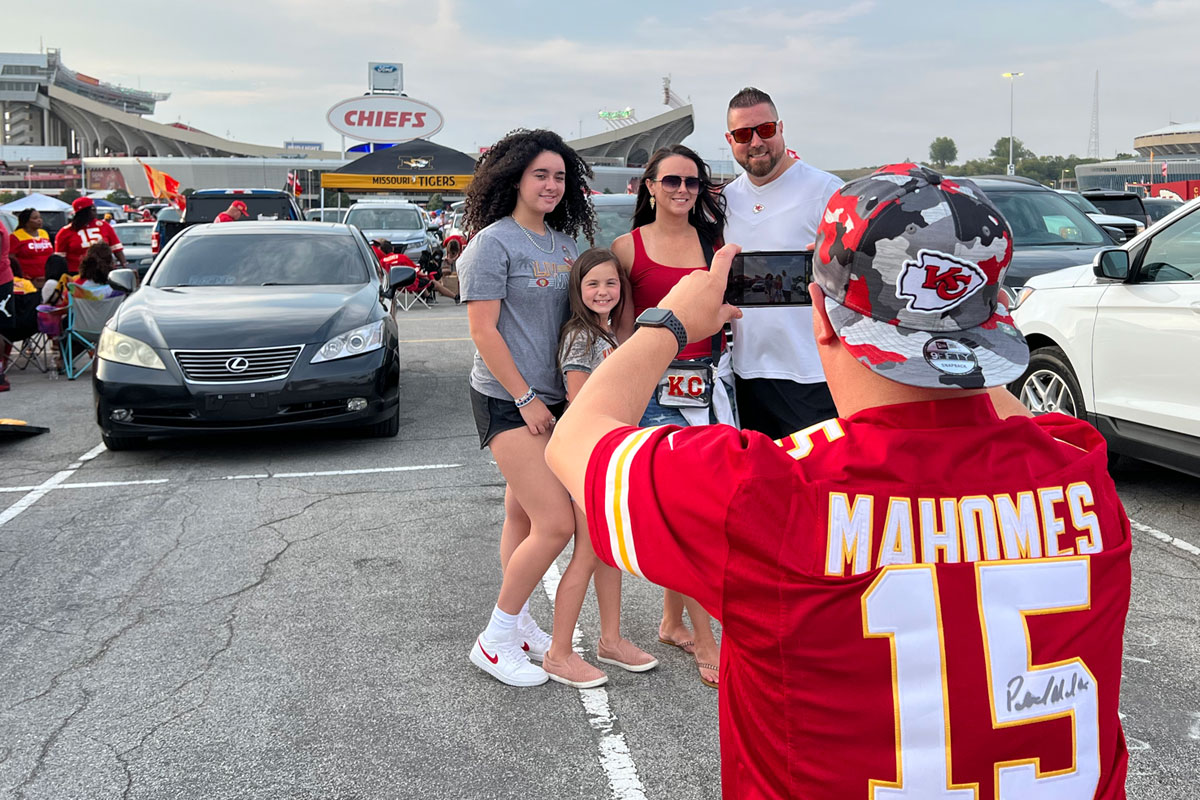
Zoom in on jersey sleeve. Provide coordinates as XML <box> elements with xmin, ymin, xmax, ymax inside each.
<box><xmin>101</xmin><ymin>222</ymin><xmax>123</xmax><ymax>251</ymax></box>
<box><xmin>583</xmin><ymin>423</ymin><xmax>751</xmax><ymax>615</ymax></box>
<box><xmin>53</xmin><ymin>226</ymin><xmax>70</xmax><ymax>254</ymax></box>
<box><xmin>457</xmin><ymin>230</ymin><xmax>508</xmax><ymax>301</ymax></box>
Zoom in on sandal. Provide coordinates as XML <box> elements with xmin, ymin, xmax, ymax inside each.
<box><xmin>658</xmin><ymin>626</ymin><xmax>696</xmax><ymax>655</ymax></box>
<box><xmin>696</xmin><ymin>659</ymin><xmax>719</xmax><ymax>689</ymax></box>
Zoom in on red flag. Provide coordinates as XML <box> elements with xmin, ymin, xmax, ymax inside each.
<box><xmin>1161</xmin><ymin>162</ymin><xmax>1168</xmax><ymax>179</ymax></box>
<box><xmin>286</xmin><ymin>171</ymin><xmax>302</xmax><ymax>196</ymax></box>
<box><xmin>141</xmin><ymin>161</ymin><xmax>186</xmax><ymax>211</ymax></box>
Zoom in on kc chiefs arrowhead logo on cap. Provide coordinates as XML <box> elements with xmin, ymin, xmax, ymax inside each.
<box><xmin>896</xmin><ymin>249</ymin><xmax>987</xmax><ymax>313</ymax></box>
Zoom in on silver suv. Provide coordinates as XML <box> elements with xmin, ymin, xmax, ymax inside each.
<box><xmin>344</xmin><ymin>200</ymin><xmax>429</xmax><ymax>259</ymax></box>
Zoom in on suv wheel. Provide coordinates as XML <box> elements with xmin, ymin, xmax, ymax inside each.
<box><xmin>1012</xmin><ymin>346</ymin><xmax>1084</xmax><ymax>419</ymax></box>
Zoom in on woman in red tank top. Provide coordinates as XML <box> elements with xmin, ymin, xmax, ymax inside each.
<box><xmin>611</xmin><ymin>144</ymin><xmax>729</xmax><ymax>690</ymax></box>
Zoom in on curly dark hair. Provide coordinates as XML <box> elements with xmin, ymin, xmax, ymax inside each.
<box><xmin>79</xmin><ymin>242</ymin><xmax>113</xmax><ymax>284</ymax></box>
<box><xmin>631</xmin><ymin>145</ymin><xmax>727</xmax><ymax>250</ymax></box>
<box><xmin>463</xmin><ymin>128</ymin><xmax>596</xmax><ymax>243</ymax></box>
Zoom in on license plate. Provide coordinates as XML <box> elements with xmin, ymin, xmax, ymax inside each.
<box><xmin>202</xmin><ymin>392</ymin><xmax>275</xmax><ymax>413</ymax></box>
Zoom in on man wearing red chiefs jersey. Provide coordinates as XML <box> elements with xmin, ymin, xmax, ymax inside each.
<box><xmin>213</xmin><ymin>199</ymin><xmax>249</xmax><ymax>224</ymax></box>
<box><xmin>547</xmin><ymin>164</ymin><xmax>1132</xmax><ymax>799</ymax></box>
<box><xmin>53</xmin><ymin>197</ymin><xmax>126</xmax><ymax>274</ymax></box>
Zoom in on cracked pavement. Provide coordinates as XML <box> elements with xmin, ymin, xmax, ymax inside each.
<box><xmin>1</xmin><ymin>304</ymin><xmax>1197</xmax><ymax>799</ymax></box>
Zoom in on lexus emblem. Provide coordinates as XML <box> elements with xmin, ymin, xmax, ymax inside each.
<box><xmin>225</xmin><ymin>357</ymin><xmax>250</xmax><ymax>373</ymax></box>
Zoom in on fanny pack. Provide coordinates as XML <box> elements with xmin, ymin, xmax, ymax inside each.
<box><xmin>656</xmin><ymin>334</ymin><xmax>723</xmax><ymax>408</ymax></box>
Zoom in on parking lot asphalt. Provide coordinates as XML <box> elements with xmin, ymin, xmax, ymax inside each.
<box><xmin>1</xmin><ymin>303</ymin><xmax>1197</xmax><ymax>799</ymax></box>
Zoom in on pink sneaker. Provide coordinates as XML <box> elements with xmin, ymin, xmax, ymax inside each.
<box><xmin>542</xmin><ymin>652</ymin><xmax>608</xmax><ymax>689</ymax></box>
<box><xmin>597</xmin><ymin>637</ymin><xmax>659</xmax><ymax>673</ymax></box>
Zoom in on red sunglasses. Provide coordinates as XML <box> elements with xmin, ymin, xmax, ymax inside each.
<box><xmin>729</xmin><ymin>121</ymin><xmax>780</xmax><ymax>144</ymax></box>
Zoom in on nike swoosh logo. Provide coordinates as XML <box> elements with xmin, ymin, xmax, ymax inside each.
<box><xmin>522</xmin><ymin>642</ymin><xmax>530</xmax><ymax>652</ymax></box>
<box><xmin>478</xmin><ymin>641</ymin><xmax>499</xmax><ymax>664</ymax></box>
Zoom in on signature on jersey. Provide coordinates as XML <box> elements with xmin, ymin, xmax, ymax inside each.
<box><xmin>1006</xmin><ymin>671</ymin><xmax>1091</xmax><ymax>714</ymax></box>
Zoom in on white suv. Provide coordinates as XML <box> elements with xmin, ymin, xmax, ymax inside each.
<box><xmin>1010</xmin><ymin>199</ymin><xmax>1200</xmax><ymax>477</ymax></box>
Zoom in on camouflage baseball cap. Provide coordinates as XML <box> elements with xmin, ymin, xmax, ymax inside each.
<box><xmin>814</xmin><ymin>163</ymin><xmax>1028</xmax><ymax>389</ymax></box>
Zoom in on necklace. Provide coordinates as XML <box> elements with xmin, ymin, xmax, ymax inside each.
<box><xmin>512</xmin><ymin>216</ymin><xmax>556</xmax><ymax>254</ymax></box>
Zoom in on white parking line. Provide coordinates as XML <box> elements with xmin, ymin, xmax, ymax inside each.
<box><xmin>0</xmin><ymin>459</ymin><xmax>464</xmax><ymax>500</ymax></box>
<box><xmin>1130</xmin><ymin>519</ymin><xmax>1200</xmax><ymax>558</ymax></box>
<box><xmin>540</xmin><ymin>561</ymin><xmax>648</xmax><ymax>800</ymax></box>
<box><xmin>0</xmin><ymin>443</ymin><xmax>109</xmax><ymax>527</ymax></box>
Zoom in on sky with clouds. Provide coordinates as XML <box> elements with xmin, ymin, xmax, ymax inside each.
<box><xmin>5</xmin><ymin>0</ymin><xmax>1199</xmax><ymax>169</ymax></box>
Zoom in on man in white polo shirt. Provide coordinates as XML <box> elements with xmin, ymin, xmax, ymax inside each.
<box><xmin>723</xmin><ymin>87</ymin><xmax>843</xmax><ymax>438</ymax></box>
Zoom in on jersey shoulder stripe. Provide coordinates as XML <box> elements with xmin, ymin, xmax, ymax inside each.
<box><xmin>603</xmin><ymin>426</ymin><xmax>660</xmax><ymax>578</ymax></box>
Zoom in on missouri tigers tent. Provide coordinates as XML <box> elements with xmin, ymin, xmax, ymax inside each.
<box><xmin>320</xmin><ymin>139</ymin><xmax>478</xmax><ymax>194</ymax></box>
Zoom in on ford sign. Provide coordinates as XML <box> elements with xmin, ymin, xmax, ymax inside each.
<box><xmin>327</xmin><ymin>95</ymin><xmax>445</xmax><ymax>144</ymax></box>
<box><xmin>374</xmin><ymin>64</ymin><xmax>398</xmax><ymax>73</ymax></box>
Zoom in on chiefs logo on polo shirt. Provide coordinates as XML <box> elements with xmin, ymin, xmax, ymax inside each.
<box><xmin>896</xmin><ymin>249</ymin><xmax>986</xmax><ymax>313</ymax></box>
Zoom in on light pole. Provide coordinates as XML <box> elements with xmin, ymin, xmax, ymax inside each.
<box><xmin>1002</xmin><ymin>72</ymin><xmax>1024</xmax><ymax>176</ymax></box>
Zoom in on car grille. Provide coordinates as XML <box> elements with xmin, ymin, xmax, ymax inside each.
<box><xmin>174</xmin><ymin>345</ymin><xmax>304</xmax><ymax>383</ymax></box>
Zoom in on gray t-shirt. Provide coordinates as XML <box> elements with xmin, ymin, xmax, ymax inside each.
<box><xmin>559</xmin><ymin>328</ymin><xmax>613</xmax><ymax>377</ymax></box>
<box><xmin>459</xmin><ymin>217</ymin><xmax>578</xmax><ymax>404</ymax></box>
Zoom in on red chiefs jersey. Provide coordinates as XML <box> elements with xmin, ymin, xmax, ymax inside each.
<box><xmin>10</xmin><ymin>229</ymin><xmax>54</xmax><ymax>279</ymax></box>
<box><xmin>213</xmin><ymin>212</ymin><xmax>236</xmax><ymax>223</ymax></box>
<box><xmin>53</xmin><ymin>221</ymin><xmax>123</xmax><ymax>273</ymax></box>
<box><xmin>585</xmin><ymin>395</ymin><xmax>1131</xmax><ymax>799</ymax></box>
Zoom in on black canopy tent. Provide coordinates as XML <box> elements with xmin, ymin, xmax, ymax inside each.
<box><xmin>320</xmin><ymin>139</ymin><xmax>478</xmax><ymax>195</ymax></box>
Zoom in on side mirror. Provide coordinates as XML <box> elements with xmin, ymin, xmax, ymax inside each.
<box><xmin>427</xmin><ymin>221</ymin><xmax>439</xmax><ymax>231</ymax></box>
<box><xmin>388</xmin><ymin>265</ymin><xmax>416</xmax><ymax>297</ymax></box>
<box><xmin>1100</xmin><ymin>225</ymin><xmax>1126</xmax><ymax>244</ymax></box>
<box><xmin>108</xmin><ymin>268</ymin><xmax>138</xmax><ymax>293</ymax></box>
<box><xmin>1093</xmin><ymin>248</ymin><xmax>1130</xmax><ymax>281</ymax></box>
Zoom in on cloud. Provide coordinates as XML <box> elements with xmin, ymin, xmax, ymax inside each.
<box><xmin>1099</xmin><ymin>0</ymin><xmax>1196</xmax><ymax>19</ymax></box>
<box><xmin>703</xmin><ymin>1</ymin><xmax>875</xmax><ymax>32</ymax></box>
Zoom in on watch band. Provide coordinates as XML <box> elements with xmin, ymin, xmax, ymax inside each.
<box><xmin>635</xmin><ymin>309</ymin><xmax>688</xmax><ymax>356</ymax></box>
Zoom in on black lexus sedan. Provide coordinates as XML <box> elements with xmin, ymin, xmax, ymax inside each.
<box><xmin>94</xmin><ymin>222</ymin><xmax>413</xmax><ymax>450</ymax></box>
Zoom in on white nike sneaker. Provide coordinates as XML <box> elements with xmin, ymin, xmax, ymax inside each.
<box><xmin>469</xmin><ymin>632</ymin><xmax>548</xmax><ymax>687</ymax></box>
<box><xmin>517</xmin><ymin>615</ymin><xmax>553</xmax><ymax>663</ymax></box>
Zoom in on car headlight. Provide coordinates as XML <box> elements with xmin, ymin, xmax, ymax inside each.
<box><xmin>311</xmin><ymin>320</ymin><xmax>386</xmax><ymax>363</ymax></box>
<box><xmin>1006</xmin><ymin>286</ymin><xmax>1035</xmax><ymax>312</ymax></box>
<box><xmin>97</xmin><ymin>328</ymin><xmax>166</xmax><ymax>370</ymax></box>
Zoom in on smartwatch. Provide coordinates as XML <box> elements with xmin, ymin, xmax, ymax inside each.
<box><xmin>635</xmin><ymin>308</ymin><xmax>688</xmax><ymax>357</ymax></box>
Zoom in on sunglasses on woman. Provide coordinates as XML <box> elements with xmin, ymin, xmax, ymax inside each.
<box><xmin>728</xmin><ymin>120</ymin><xmax>780</xmax><ymax>144</ymax></box>
<box><xmin>654</xmin><ymin>175</ymin><xmax>701</xmax><ymax>192</ymax></box>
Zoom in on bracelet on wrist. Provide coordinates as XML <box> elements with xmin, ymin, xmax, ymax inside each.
<box><xmin>515</xmin><ymin>388</ymin><xmax>537</xmax><ymax>408</ymax></box>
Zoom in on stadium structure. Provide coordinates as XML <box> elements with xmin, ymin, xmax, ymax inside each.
<box><xmin>0</xmin><ymin>50</ymin><xmax>702</xmax><ymax>200</ymax></box>
<box><xmin>1076</xmin><ymin>121</ymin><xmax>1200</xmax><ymax>193</ymax></box>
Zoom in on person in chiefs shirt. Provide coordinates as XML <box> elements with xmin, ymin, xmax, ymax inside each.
<box><xmin>214</xmin><ymin>200</ymin><xmax>250</xmax><ymax>223</ymax></box>
<box><xmin>54</xmin><ymin>197</ymin><xmax>126</xmax><ymax>274</ymax></box>
<box><xmin>547</xmin><ymin>164</ymin><xmax>1132</xmax><ymax>799</ymax></box>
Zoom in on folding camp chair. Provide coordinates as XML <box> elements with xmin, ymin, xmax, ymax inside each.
<box><xmin>394</xmin><ymin>277</ymin><xmax>434</xmax><ymax>311</ymax></box>
<box><xmin>0</xmin><ymin>290</ymin><xmax>50</xmax><ymax>373</ymax></box>
<box><xmin>61</xmin><ymin>284</ymin><xmax>125</xmax><ymax>380</ymax></box>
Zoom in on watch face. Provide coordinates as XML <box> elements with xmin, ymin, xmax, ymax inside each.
<box><xmin>636</xmin><ymin>308</ymin><xmax>672</xmax><ymax>326</ymax></box>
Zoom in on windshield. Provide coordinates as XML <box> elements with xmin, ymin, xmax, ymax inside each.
<box><xmin>345</xmin><ymin>207</ymin><xmax>422</xmax><ymax>231</ymax></box>
<box><xmin>1144</xmin><ymin>199</ymin><xmax>1181</xmax><ymax>222</ymax></box>
<box><xmin>306</xmin><ymin>208</ymin><xmax>346</xmax><ymax>222</ymax></box>
<box><xmin>114</xmin><ymin>225</ymin><xmax>154</xmax><ymax>246</ymax></box>
<box><xmin>577</xmin><ymin>200</ymin><xmax>636</xmax><ymax>250</ymax></box>
<box><xmin>1060</xmin><ymin>192</ymin><xmax>1101</xmax><ymax>214</ymax></box>
<box><xmin>986</xmin><ymin>190</ymin><xmax>1109</xmax><ymax>246</ymax></box>
<box><xmin>150</xmin><ymin>233</ymin><xmax>370</xmax><ymax>287</ymax></box>
<box><xmin>1087</xmin><ymin>196</ymin><xmax>1145</xmax><ymax>221</ymax></box>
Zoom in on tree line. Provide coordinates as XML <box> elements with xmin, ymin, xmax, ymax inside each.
<box><xmin>926</xmin><ymin>136</ymin><xmax>1133</xmax><ymax>186</ymax></box>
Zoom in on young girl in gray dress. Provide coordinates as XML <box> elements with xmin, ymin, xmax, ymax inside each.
<box><xmin>542</xmin><ymin>248</ymin><xmax>658</xmax><ymax>687</ymax></box>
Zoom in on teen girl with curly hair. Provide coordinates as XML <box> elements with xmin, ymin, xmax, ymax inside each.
<box><xmin>458</xmin><ymin>128</ymin><xmax>598</xmax><ymax>686</ymax></box>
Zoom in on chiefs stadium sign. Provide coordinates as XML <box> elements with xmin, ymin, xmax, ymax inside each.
<box><xmin>326</xmin><ymin>95</ymin><xmax>445</xmax><ymax>144</ymax></box>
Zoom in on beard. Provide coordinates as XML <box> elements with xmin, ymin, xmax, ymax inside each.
<box><xmin>738</xmin><ymin>146</ymin><xmax>782</xmax><ymax>178</ymax></box>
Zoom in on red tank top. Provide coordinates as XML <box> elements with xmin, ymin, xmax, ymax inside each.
<box><xmin>629</xmin><ymin>228</ymin><xmax>720</xmax><ymax>360</ymax></box>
